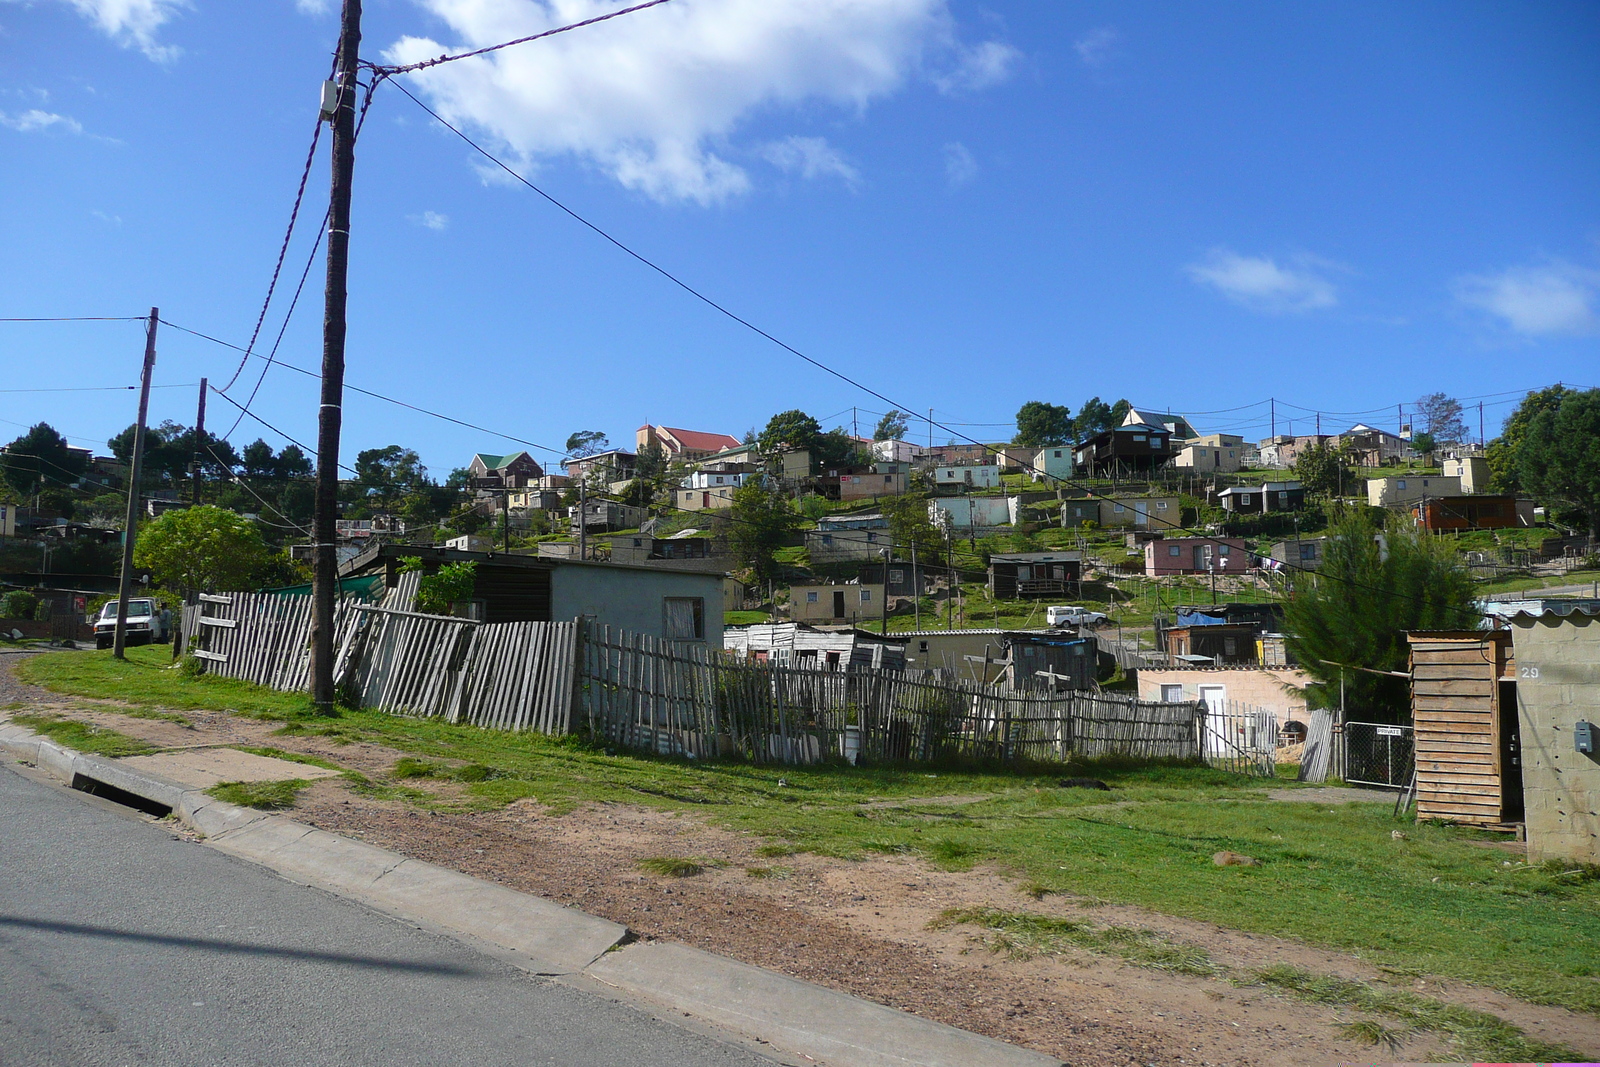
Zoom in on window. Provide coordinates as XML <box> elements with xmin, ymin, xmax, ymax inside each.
<box><xmin>866</xmin><ymin>532</ymin><xmax>878</xmax><ymax>542</ymax></box>
<box><xmin>1169</xmin><ymin>545</ymin><xmax>1181</xmax><ymax>557</ymax></box>
<box><xmin>1397</xmin><ymin>479</ymin><xmax>1407</xmax><ymax>490</ymax></box>
<box><xmin>633</xmin><ymin>538</ymin><xmax>643</xmax><ymax>547</ymax></box>
<box><xmin>860</xmin><ymin>590</ymin><xmax>872</xmax><ymax>603</ymax></box>
<box><xmin>1114</xmin><ymin>504</ymin><xmax>1125</xmax><ymax>513</ymax></box>
<box><xmin>884</xmin><ymin>475</ymin><xmax>892</xmax><ymax>484</ymax></box>
<box><xmin>889</xmin><ymin>568</ymin><xmax>904</xmax><ymax>582</ymax></box>
<box><xmin>1156</xmin><ymin>501</ymin><xmax>1168</xmax><ymax>510</ymax></box>
<box><xmin>1053</xmin><ymin>450</ymin><xmax>1063</xmax><ymax>458</ymax></box>
<box><xmin>1300</xmin><ymin>543</ymin><xmax>1317</xmax><ymax>560</ymax></box>
<box><xmin>1278</xmin><ymin>491</ymin><xmax>1289</xmax><ymax>503</ymax></box>
<box><xmin>1219</xmin><ymin>544</ymin><xmax>1230</xmax><ymax>555</ymax></box>
<box><xmin>663</xmin><ymin>598</ymin><xmax>705</xmax><ymax>641</ymax></box>
<box><xmin>806</xmin><ymin>591</ymin><xmax>819</xmax><ymax>603</ymax></box>
<box><xmin>820</xmin><ymin>534</ymin><xmax>833</xmax><ymax>546</ymax></box>
<box><xmin>918</xmin><ymin>640</ymin><xmax>930</xmax><ymax>652</ymax></box>
<box><xmin>1160</xmin><ymin>684</ymin><xmax>1183</xmax><ymax>702</ymax></box>
<box><xmin>1131</xmin><ymin>434</ymin><xmax>1146</xmax><ymax>442</ymax></box>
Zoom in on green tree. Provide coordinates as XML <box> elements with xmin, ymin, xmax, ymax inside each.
<box><xmin>1518</xmin><ymin>388</ymin><xmax>1600</xmax><ymax>537</ymax></box>
<box><xmin>757</xmin><ymin>410</ymin><xmax>822</xmax><ymax>456</ymax></box>
<box><xmin>1285</xmin><ymin>509</ymin><xmax>1477</xmax><ymax>719</ymax></box>
<box><xmin>2</xmin><ymin>423</ymin><xmax>85</xmax><ymax>497</ymax></box>
<box><xmin>1013</xmin><ymin>401</ymin><xmax>1074</xmax><ymax>448</ymax></box>
<box><xmin>400</xmin><ymin>556</ymin><xmax>478</xmax><ymax>615</ymax></box>
<box><xmin>1295</xmin><ymin>440</ymin><xmax>1354</xmax><ymax>496</ymax></box>
<box><xmin>1074</xmin><ymin>397</ymin><xmax>1115</xmax><ymax>439</ymax></box>
<box><xmin>873</xmin><ymin>410</ymin><xmax>910</xmax><ymax>441</ymax></box>
<box><xmin>564</xmin><ymin>430</ymin><xmax>610</xmax><ymax>458</ymax></box>
<box><xmin>1486</xmin><ymin>385</ymin><xmax>1572</xmax><ymax>492</ymax></box>
<box><xmin>723</xmin><ymin>481</ymin><xmax>800</xmax><ymax>581</ymax></box>
<box><xmin>1108</xmin><ymin>398</ymin><xmax>1132</xmax><ymax>427</ymax></box>
<box><xmin>133</xmin><ymin>505</ymin><xmax>273</xmax><ymax>599</ymax></box>
<box><xmin>882</xmin><ymin>492</ymin><xmax>943</xmax><ymax>563</ymax></box>
<box><xmin>813</xmin><ymin>428</ymin><xmax>869</xmax><ymax>469</ymax></box>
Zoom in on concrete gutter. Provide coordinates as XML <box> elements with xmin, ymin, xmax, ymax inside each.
<box><xmin>0</xmin><ymin>722</ymin><xmax>1061</xmax><ymax>1067</ymax></box>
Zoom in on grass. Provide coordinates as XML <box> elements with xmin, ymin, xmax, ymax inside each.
<box><xmin>18</xmin><ymin>645</ymin><xmax>1600</xmax><ymax>1018</ymax></box>
<box><xmin>937</xmin><ymin>909</ymin><xmax>1581</xmax><ymax>1061</ymax></box>
<box><xmin>11</xmin><ymin>712</ymin><xmax>159</xmax><ymax>758</ymax></box>
<box><xmin>637</xmin><ymin>856</ymin><xmax>707</xmax><ymax>877</ymax></box>
<box><xmin>16</xmin><ymin>645</ymin><xmax>317</xmax><ymax>719</ymax></box>
<box><xmin>724</xmin><ymin>610</ymin><xmax>771</xmax><ymax>626</ymax></box>
<box><xmin>1475</xmin><ymin>569</ymin><xmax>1600</xmax><ymax>596</ymax></box>
<box><xmin>205</xmin><ymin>778</ymin><xmax>309</xmax><ymax>810</ymax></box>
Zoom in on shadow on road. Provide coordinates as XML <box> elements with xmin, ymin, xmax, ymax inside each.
<box><xmin>0</xmin><ymin>915</ymin><xmax>483</xmax><ymax>976</ymax></box>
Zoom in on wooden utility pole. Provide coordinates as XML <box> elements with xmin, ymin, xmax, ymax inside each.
<box><xmin>192</xmin><ymin>377</ymin><xmax>207</xmax><ymax>505</ymax></box>
<box><xmin>910</xmin><ymin>540</ymin><xmax>920</xmax><ymax>629</ymax></box>
<box><xmin>879</xmin><ymin>548</ymin><xmax>890</xmax><ymax>634</ymax></box>
<box><xmin>578</xmin><ymin>477</ymin><xmax>588</xmax><ymax>560</ymax></box>
<box><xmin>309</xmin><ymin>0</ymin><xmax>362</xmax><ymax>711</ymax></box>
<box><xmin>113</xmin><ymin>309</ymin><xmax>159</xmax><ymax>660</ymax></box>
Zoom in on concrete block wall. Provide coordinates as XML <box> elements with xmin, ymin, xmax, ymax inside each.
<box><xmin>1510</xmin><ymin>612</ymin><xmax>1600</xmax><ymax>865</ymax></box>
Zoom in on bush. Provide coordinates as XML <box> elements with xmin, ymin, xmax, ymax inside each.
<box><xmin>0</xmin><ymin>590</ymin><xmax>39</xmax><ymax>620</ymax></box>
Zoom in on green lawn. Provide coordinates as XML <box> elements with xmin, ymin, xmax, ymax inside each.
<box><xmin>1475</xmin><ymin>570</ymin><xmax>1600</xmax><ymax>596</ymax></box>
<box><xmin>13</xmin><ymin>645</ymin><xmax>1600</xmax><ymax>1020</ymax></box>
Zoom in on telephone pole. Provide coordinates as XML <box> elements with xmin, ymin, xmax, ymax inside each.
<box><xmin>191</xmin><ymin>377</ymin><xmax>207</xmax><ymax>505</ymax></box>
<box><xmin>113</xmin><ymin>309</ymin><xmax>159</xmax><ymax>660</ymax></box>
<box><xmin>309</xmin><ymin>0</ymin><xmax>362</xmax><ymax>711</ymax></box>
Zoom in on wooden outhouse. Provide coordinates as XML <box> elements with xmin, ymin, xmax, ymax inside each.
<box><xmin>1405</xmin><ymin>631</ymin><xmax>1521</xmax><ymax>826</ymax></box>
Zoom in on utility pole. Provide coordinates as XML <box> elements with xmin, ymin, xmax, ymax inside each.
<box><xmin>910</xmin><ymin>539</ymin><xmax>920</xmax><ymax>630</ymax></box>
<box><xmin>1269</xmin><ymin>397</ymin><xmax>1275</xmax><ymax>440</ymax></box>
<box><xmin>1478</xmin><ymin>401</ymin><xmax>1484</xmax><ymax>449</ymax></box>
<box><xmin>113</xmin><ymin>309</ymin><xmax>159</xmax><ymax>660</ymax></box>
<box><xmin>191</xmin><ymin>377</ymin><xmax>207</xmax><ymax>505</ymax></box>
<box><xmin>578</xmin><ymin>477</ymin><xmax>588</xmax><ymax>560</ymax></box>
<box><xmin>928</xmin><ymin>408</ymin><xmax>934</xmax><ymax>451</ymax></box>
<box><xmin>309</xmin><ymin>0</ymin><xmax>362</xmax><ymax>712</ymax></box>
<box><xmin>879</xmin><ymin>548</ymin><xmax>890</xmax><ymax>635</ymax></box>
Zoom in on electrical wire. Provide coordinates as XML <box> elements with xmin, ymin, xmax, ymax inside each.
<box><xmin>0</xmin><ymin>316</ymin><xmax>143</xmax><ymax>322</ymax></box>
<box><xmin>216</xmin><ymin>57</ymin><xmax>337</xmax><ymax>394</ymax></box>
<box><xmin>369</xmin><ymin>0</ymin><xmax>673</xmax><ymax>76</ymax></box>
<box><xmin>206</xmin><ymin>387</ymin><xmax>357</xmax><ymax>476</ymax></box>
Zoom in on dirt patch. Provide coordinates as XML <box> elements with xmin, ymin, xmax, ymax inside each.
<box><xmin>1264</xmin><ymin>786</ymin><xmax>1397</xmax><ymax>805</ymax></box>
<box><xmin>6</xmin><ymin>686</ymin><xmax>1596</xmax><ymax>1065</ymax></box>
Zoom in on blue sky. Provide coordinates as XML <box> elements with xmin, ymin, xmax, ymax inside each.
<box><xmin>2</xmin><ymin>0</ymin><xmax>1597</xmax><ymax>477</ymax></box>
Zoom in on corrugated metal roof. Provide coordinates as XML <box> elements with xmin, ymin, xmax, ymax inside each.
<box><xmin>1500</xmin><ymin>601</ymin><xmax>1600</xmax><ymax>621</ymax></box>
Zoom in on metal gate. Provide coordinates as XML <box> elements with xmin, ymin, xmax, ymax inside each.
<box><xmin>1342</xmin><ymin>721</ymin><xmax>1413</xmax><ymax>789</ymax></box>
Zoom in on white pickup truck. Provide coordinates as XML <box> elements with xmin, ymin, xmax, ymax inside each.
<box><xmin>1046</xmin><ymin>605</ymin><xmax>1108</xmax><ymax>628</ymax></box>
<box><xmin>93</xmin><ymin>598</ymin><xmax>169</xmax><ymax>650</ymax></box>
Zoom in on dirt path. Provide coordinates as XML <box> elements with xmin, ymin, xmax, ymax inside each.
<box><xmin>5</xmin><ymin>680</ymin><xmax>1596</xmax><ymax>1066</ymax></box>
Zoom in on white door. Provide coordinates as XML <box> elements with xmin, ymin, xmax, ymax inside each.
<box><xmin>1133</xmin><ymin>501</ymin><xmax>1149</xmax><ymax>527</ymax></box>
<box><xmin>1198</xmin><ymin>684</ymin><xmax>1228</xmax><ymax>756</ymax></box>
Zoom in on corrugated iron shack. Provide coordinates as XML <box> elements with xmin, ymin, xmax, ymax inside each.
<box><xmin>1405</xmin><ymin>630</ymin><xmax>1521</xmax><ymax>826</ymax></box>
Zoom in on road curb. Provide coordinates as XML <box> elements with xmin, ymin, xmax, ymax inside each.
<box><xmin>1</xmin><ymin>721</ymin><xmax>1062</xmax><ymax>1067</ymax></box>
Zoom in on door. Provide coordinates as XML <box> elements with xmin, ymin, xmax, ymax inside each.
<box><xmin>1499</xmin><ymin>680</ymin><xmax>1523</xmax><ymax>820</ymax></box>
<box><xmin>1197</xmin><ymin>684</ymin><xmax>1228</xmax><ymax>757</ymax></box>
<box><xmin>1193</xmin><ymin>545</ymin><xmax>1208</xmax><ymax>572</ymax></box>
<box><xmin>832</xmin><ymin>591</ymin><xmax>846</xmax><ymax>618</ymax></box>
<box><xmin>1133</xmin><ymin>501</ymin><xmax>1149</xmax><ymax>527</ymax></box>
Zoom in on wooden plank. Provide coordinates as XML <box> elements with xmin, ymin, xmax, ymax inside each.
<box><xmin>1410</xmin><ymin>649</ymin><xmax>1498</xmax><ymax>667</ymax></box>
<box><xmin>191</xmin><ymin>649</ymin><xmax>228</xmax><ymax>662</ymax></box>
<box><xmin>197</xmin><ymin>616</ymin><xmax>238</xmax><ymax>630</ymax></box>
<box><xmin>198</xmin><ymin>593</ymin><xmax>234</xmax><ymax>604</ymax></box>
<box><xmin>1412</xmin><ymin>679</ymin><xmax>1494</xmax><ymax>698</ymax></box>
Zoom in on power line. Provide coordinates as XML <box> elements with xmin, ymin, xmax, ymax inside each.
<box><xmin>368</xmin><ymin>0</ymin><xmax>673</xmax><ymax>76</ymax></box>
<box><xmin>206</xmin><ymin>386</ymin><xmax>357</xmax><ymax>476</ymax></box>
<box><xmin>0</xmin><ymin>316</ymin><xmax>143</xmax><ymax>322</ymax></box>
<box><xmin>216</xmin><ymin>59</ymin><xmax>336</xmax><ymax>394</ymax></box>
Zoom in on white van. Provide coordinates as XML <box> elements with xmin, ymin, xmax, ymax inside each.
<box><xmin>1046</xmin><ymin>605</ymin><xmax>1107</xmax><ymax>628</ymax></box>
<box><xmin>93</xmin><ymin>598</ymin><xmax>169</xmax><ymax>649</ymax></box>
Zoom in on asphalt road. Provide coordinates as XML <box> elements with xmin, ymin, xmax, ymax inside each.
<box><xmin>0</xmin><ymin>761</ymin><xmax>777</xmax><ymax>1067</ymax></box>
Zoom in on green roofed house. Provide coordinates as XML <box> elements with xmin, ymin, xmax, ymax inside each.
<box><xmin>466</xmin><ymin>451</ymin><xmax>543</xmax><ymax>489</ymax></box>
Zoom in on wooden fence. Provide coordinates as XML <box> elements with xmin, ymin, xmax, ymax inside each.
<box><xmin>183</xmin><ymin>588</ymin><xmax>579</xmax><ymax>734</ymax></box>
<box><xmin>580</xmin><ymin>627</ymin><xmax>1207</xmax><ymax>768</ymax></box>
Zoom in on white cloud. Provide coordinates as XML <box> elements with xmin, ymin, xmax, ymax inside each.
<box><xmin>942</xmin><ymin>140</ymin><xmax>975</xmax><ymax>187</ymax></box>
<box><xmin>0</xmin><ymin>109</ymin><xmax>84</xmax><ymax>134</ymax></box>
<box><xmin>387</xmin><ymin>0</ymin><xmax>1001</xmax><ymax>204</ymax></box>
<box><xmin>760</xmin><ymin>135</ymin><xmax>859</xmax><ymax>187</ymax></box>
<box><xmin>1452</xmin><ymin>260</ymin><xmax>1600</xmax><ymax>337</ymax></box>
<box><xmin>1073</xmin><ymin>26</ymin><xmax>1118</xmax><ymax>68</ymax></box>
<box><xmin>92</xmin><ymin>209</ymin><xmax>122</xmax><ymax>225</ymax></box>
<box><xmin>408</xmin><ymin>210</ymin><xmax>450</xmax><ymax>230</ymax></box>
<box><xmin>1186</xmin><ymin>249</ymin><xmax>1340</xmax><ymax>313</ymax></box>
<box><xmin>295</xmin><ymin>0</ymin><xmax>332</xmax><ymax>13</ymax></box>
<box><xmin>41</xmin><ymin>0</ymin><xmax>188</xmax><ymax>61</ymax></box>
<box><xmin>933</xmin><ymin>39</ymin><xmax>1019</xmax><ymax>94</ymax></box>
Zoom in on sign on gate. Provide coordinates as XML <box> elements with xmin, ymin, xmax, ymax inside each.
<box><xmin>1342</xmin><ymin>721</ymin><xmax>1414</xmax><ymax>789</ymax></box>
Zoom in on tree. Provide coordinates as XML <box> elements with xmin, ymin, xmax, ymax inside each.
<box><xmin>1075</xmin><ymin>397</ymin><xmax>1115</xmax><ymax>439</ymax></box>
<box><xmin>1518</xmin><ymin>388</ymin><xmax>1600</xmax><ymax>537</ymax></box>
<box><xmin>564</xmin><ymin>430</ymin><xmax>610</xmax><ymax>458</ymax></box>
<box><xmin>1415</xmin><ymin>392</ymin><xmax>1467</xmax><ymax>444</ymax></box>
<box><xmin>1295</xmin><ymin>440</ymin><xmax>1353</xmax><ymax>496</ymax></box>
<box><xmin>2</xmin><ymin>423</ymin><xmax>85</xmax><ymax>497</ymax></box>
<box><xmin>1108</xmin><ymin>399</ymin><xmax>1132</xmax><ymax>427</ymax></box>
<box><xmin>723</xmin><ymin>481</ymin><xmax>800</xmax><ymax>581</ymax></box>
<box><xmin>400</xmin><ymin>556</ymin><xmax>477</xmax><ymax>615</ymax></box>
<box><xmin>1486</xmin><ymin>385</ymin><xmax>1572</xmax><ymax>492</ymax></box>
<box><xmin>873</xmin><ymin>410</ymin><xmax>910</xmax><ymax>442</ymax></box>
<box><xmin>1409</xmin><ymin>431</ymin><xmax>1436</xmax><ymax>460</ymax></box>
<box><xmin>350</xmin><ymin>446</ymin><xmax>430</xmax><ymax>512</ymax></box>
<box><xmin>1013</xmin><ymin>401</ymin><xmax>1074</xmax><ymax>448</ymax></box>
<box><xmin>813</xmin><ymin>428</ymin><xmax>869</xmax><ymax>469</ymax></box>
<box><xmin>883</xmin><ymin>492</ymin><xmax>943</xmax><ymax>563</ymax></box>
<box><xmin>757</xmin><ymin>410</ymin><xmax>822</xmax><ymax>456</ymax></box>
<box><xmin>134</xmin><ymin>505</ymin><xmax>273</xmax><ymax>599</ymax></box>
<box><xmin>1285</xmin><ymin>509</ymin><xmax>1477</xmax><ymax>719</ymax></box>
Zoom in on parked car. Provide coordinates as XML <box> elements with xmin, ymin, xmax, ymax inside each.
<box><xmin>93</xmin><ymin>598</ymin><xmax>169</xmax><ymax>649</ymax></box>
<box><xmin>1046</xmin><ymin>605</ymin><xmax>1107</xmax><ymax>628</ymax></box>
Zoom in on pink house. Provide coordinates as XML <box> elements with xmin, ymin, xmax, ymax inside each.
<box><xmin>1144</xmin><ymin>536</ymin><xmax>1251</xmax><ymax>577</ymax></box>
